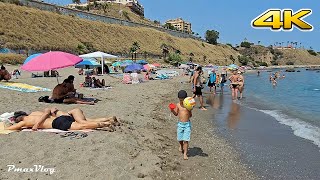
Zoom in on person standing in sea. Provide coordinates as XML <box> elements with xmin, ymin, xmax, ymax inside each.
<box><xmin>229</xmin><ymin>70</ymin><xmax>240</xmax><ymax>100</ymax></box>
<box><xmin>237</xmin><ymin>71</ymin><xmax>245</xmax><ymax>99</ymax></box>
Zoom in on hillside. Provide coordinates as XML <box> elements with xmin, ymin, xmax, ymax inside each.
<box><xmin>83</xmin><ymin>3</ymin><xmax>158</xmax><ymax>26</ymax></box>
<box><xmin>238</xmin><ymin>45</ymin><xmax>320</xmax><ymax>65</ymax></box>
<box><xmin>0</xmin><ymin>2</ymin><xmax>239</xmax><ymax>65</ymax></box>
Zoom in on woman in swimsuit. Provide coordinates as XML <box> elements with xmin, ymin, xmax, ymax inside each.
<box><xmin>237</xmin><ymin>71</ymin><xmax>245</xmax><ymax>99</ymax></box>
<box><xmin>229</xmin><ymin>70</ymin><xmax>240</xmax><ymax>100</ymax></box>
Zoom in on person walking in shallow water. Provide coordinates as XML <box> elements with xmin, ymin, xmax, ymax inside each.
<box><xmin>229</xmin><ymin>71</ymin><xmax>240</xmax><ymax>100</ymax></box>
<box><xmin>192</xmin><ymin>66</ymin><xmax>207</xmax><ymax>110</ymax></box>
<box><xmin>237</xmin><ymin>71</ymin><xmax>245</xmax><ymax>99</ymax></box>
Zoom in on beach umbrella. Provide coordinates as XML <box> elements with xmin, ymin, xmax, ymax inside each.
<box><xmin>112</xmin><ymin>61</ymin><xmax>122</xmax><ymax>67</ymax></box>
<box><xmin>75</xmin><ymin>59</ymin><xmax>101</xmax><ymax>69</ymax></box>
<box><xmin>152</xmin><ymin>63</ymin><xmax>161</xmax><ymax>67</ymax></box>
<box><xmin>143</xmin><ymin>64</ymin><xmax>155</xmax><ymax>71</ymax></box>
<box><xmin>124</xmin><ymin>63</ymin><xmax>143</xmax><ymax>73</ymax></box>
<box><xmin>79</xmin><ymin>51</ymin><xmax>118</xmax><ymax>74</ymax></box>
<box><xmin>23</xmin><ymin>53</ymin><xmax>42</xmax><ymax>65</ymax></box>
<box><xmin>228</xmin><ymin>64</ymin><xmax>239</xmax><ymax>70</ymax></box>
<box><xmin>21</xmin><ymin>51</ymin><xmax>82</xmax><ymax>71</ymax></box>
<box><xmin>123</xmin><ymin>60</ymin><xmax>134</xmax><ymax>64</ymax></box>
<box><xmin>21</xmin><ymin>51</ymin><xmax>82</xmax><ymax>83</ymax></box>
<box><xmin>143</xmin><ymin>64</ymin><xmax>150</xmax><ymax>71</ymax></box>
<box><xmin>137</xmin><ymin>60</ymin><xmax>148</xmax><ymax>65</ymax></box>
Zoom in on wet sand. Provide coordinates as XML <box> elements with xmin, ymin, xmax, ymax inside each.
<box><xmin>212</xmin><ymin>93</ymin><xmax>320</xmax><ymax>179</ymax></box>
<box><xmin>0</xmin><ymin>65</ymin><xmax>255</xmax><ymax>179</ymax></box>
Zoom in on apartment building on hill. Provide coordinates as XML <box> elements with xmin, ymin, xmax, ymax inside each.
<box><xmin>165</xmin><ymin>18</ymin><xmax>192</xmax><ymax>34</ymax></box>
<box><xmin>99</xmin><ymin>0</ymin><xmax>144</xmax><ymax>16</ymax></box>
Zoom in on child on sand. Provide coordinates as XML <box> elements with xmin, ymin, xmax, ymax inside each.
<box><xmin>170</xmin><ymin>90</ymin><xmax>193</xmax><ymax>160</ymax></box>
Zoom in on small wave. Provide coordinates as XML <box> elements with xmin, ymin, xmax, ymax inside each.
<box><xmin>259</xmin><ymin>110</ymin><xmax>320</xmax><ymax>149</ymax></box>
<box><xmin>313</xmin><ymin>89</ymin><xmax>320</xmax><ymax>91</ymax></box>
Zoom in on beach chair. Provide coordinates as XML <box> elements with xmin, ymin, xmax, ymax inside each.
<box><xmin>122</xmin><ymin>73</ymin><xmax>132</xmax><ymax>84</ymax></box>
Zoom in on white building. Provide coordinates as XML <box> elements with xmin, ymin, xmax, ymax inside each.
<box><xmin>103</xmin><ymin>0</ymin><xmax>144</xmax><ymax>16</ymax></box>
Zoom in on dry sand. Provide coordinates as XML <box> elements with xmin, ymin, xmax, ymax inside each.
<box><xmin>0</xmin><ymin>65</ymin><xmax>256</xmax><ymax>179</ymax></box>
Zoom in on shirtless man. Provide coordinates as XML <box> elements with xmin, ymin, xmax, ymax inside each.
<box><xmin>51</xmin><ymin>79</ymin><xmax>94</xmax><ymax>105</ymax></box>
<box><xmin>192</xmin><ymin>66</ymin><xmax>207</xmax><ymax>110</ymax></box>
<box><xmin>170</xmin><ymin>90</ymin><xmax>193</xmax><ymax>160</ymax></box>
<box><xmin>0</xmin><ymin>65</ymin><xmax>11</xmax><ymax>81</ymax></box>
<box><xmin>229</xmin><ymin>70</ymin><xmax>240</xmax><ymax>100</ymax></box>
<box><xmin>5</xmin><ymin>107</ymin><xmax>119</xmax><ymax>131</ymax></box>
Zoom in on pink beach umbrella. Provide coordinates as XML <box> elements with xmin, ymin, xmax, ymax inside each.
<box><xmin>21</xmin><ymin>51</ymin><xmax>82</xmax><ymax>72</ymax></box>
<box><xmin>21</xmin><ymin>51</ymin><xmax>82</xmax><ymax>83</ymax></box>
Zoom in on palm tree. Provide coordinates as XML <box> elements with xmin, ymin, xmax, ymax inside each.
<box><xmin>258</xmin><ymin>41</ymin><xmax>261</xmax><ymax>45</ymax></box>
<box><xmin>130</xmin><ymin>42</ymin><xmax>140</xmax><ymax>61</ymax></box>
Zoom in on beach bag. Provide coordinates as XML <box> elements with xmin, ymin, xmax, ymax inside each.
<box><xmin>38</xmin><ymin>96</ymin><xmax>52</xmax><ymax>103</ymax></box>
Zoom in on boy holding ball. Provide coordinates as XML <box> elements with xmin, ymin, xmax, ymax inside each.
<box><xmin>169</xmin><ymin>90</ymin><xmax>194</xmax><ymax>160</ymax></box>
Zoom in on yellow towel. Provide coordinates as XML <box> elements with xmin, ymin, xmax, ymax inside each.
<box><xmin>0</xmin><ymin>82</ymin><xmax>45</xmax><ymax>91</ymax></box>
<box><xmin>0</xmin><ymin>122</ymin><xmax>14</xmax><ymax>134</ymax></box>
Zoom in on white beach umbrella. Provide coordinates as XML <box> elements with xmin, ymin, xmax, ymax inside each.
<box><xmin>79</xmin><ymin>51</ymin><xmax>118</xmax><ymax>74</ymax></box>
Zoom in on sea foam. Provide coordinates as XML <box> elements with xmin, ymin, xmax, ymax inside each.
<box><xmin>259</xmin><ymin>110</ymin><xmax>320</xmax><ymax>149</ymax></box>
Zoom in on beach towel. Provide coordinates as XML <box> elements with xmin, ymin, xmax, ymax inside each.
<box><xmin>88</xmin><ymin>87</ymin><xmax>112</xmax><ymax>90</ymax></box>
<box><xmin>21</xmin><ymin>129</ymin><xmax>94</xmax><ymax>133</ymax></box>
<box><xmin>0</xmin><ymin>82</ymin><xmax>51</xmax><ymax>93</ymax></box>
<box><xmin>122</xmin><ymin>74</ymin><xmax>132</xmax><ymax>84</ymax></box>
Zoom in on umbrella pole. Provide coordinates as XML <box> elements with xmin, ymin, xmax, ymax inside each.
<box><xmin>101</xmin><ymin>56</ymin><xmax>104</xmax><ymax>75</ymax></box>
<box><xmin>56</xmin><ymin>75</ymin><xmax>59</xmax><ymax>84</ymax></box>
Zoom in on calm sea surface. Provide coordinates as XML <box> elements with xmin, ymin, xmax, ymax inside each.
<box><xmin>242</xmin><ymin>69</ymin><xmax>320</xmax><ymax>148</ymax></box>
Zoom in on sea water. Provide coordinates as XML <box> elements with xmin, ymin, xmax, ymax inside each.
<box><xmin>242</xmin><ymin>69</ymin><xmax>320</xmax><ymax>148</ymax></box>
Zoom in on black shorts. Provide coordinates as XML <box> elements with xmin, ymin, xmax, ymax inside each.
<box><xmin>52</xmin><ymin>116</ymin><xmax>75</xmax><ymax>131</ymax></box>
<box><xmin>53</xmin><ymin>98</ymin><xmax>65</xmax><ymax>104</ymax></box>
<box><xmin>231</xmin><ymin>84</ymin><xmax>239</xmax><ymax>88</ymax></box>
<box><xmin>193</xmin><ymin>86</ymin><xmax>202</xmax><ymax>96</ymax></box>
<box><xmin>208</xmin><ymin>82</ymin><xmax>215</xmax><ymax>87</ymax></box>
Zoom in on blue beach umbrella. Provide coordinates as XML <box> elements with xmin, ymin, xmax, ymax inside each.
<box><xmin>228</xmin><ymin>64</ymin><xmax>239</xmax><ymax>70</ymax></box>
<box><xmin>75</xmin><ymin>59</ymin><xmax>100</xmax><ymax>69</ymax></box>
<box><xmin>124</xmin><ymin>63</ymin><xmax>143</xmax><ymax>73</ymax></box>
<box><xmin>112</xmin><ymin>61</ymin><xmax>122</xmax><ymax>67</ymax></box>
<box><xmin>23</xmin><ymin>53</ymin><xmax>42</xmax><ymax>65</ymax></box>
<box><xmin>136</xmin><ymin>60</ymin><xmax>148</xmax><ymax>65</ymax></box>
<box><xmin>123</xmin><ymin>60</ymin><xmax>134</xmax><ymax>64</ymax></box>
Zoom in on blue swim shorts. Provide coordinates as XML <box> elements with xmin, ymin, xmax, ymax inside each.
<box><xmin>177</xmin><ymin>121</ymin><xmax>191</xmax><ymax>141</ymax></box>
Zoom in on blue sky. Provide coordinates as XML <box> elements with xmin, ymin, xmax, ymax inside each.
<box><xmin>47</xmin><ymin>0</ymin><xmax>319</xmax><ymax>51</ymax></box>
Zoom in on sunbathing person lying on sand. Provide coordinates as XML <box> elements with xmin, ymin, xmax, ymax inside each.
<box><xmin>5</xmin><ymin>107</ymin><xmax>119</xmax><ymax>131</ymax></box>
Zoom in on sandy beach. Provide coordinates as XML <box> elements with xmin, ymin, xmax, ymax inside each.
<box><xmin>0</xmin><ymin>65</ymin><xmax>256</xmax><ymax>179</ymax></box>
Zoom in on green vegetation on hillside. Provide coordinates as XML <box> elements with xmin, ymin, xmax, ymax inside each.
<box><xmin>205</xmin><ymin>30</ymin><xmax>219</xmax><ymax>45</ymax></box>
